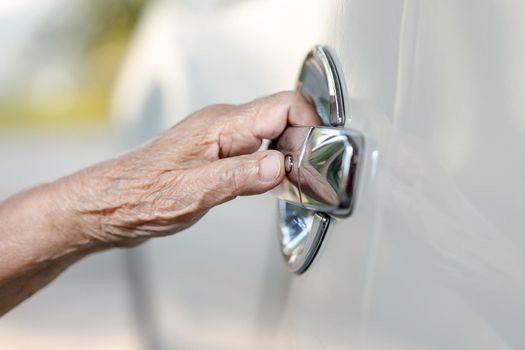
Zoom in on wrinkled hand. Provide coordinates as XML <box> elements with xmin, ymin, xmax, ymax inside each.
<box><xmin>61</xmin><ymin>92</ymin><xmax>319</xmax><ymax>246</ymax></box>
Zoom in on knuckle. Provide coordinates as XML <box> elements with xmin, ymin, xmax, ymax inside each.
<box><xmin>201</xmin><ymin>103</ymin><xmax>236</xmax><ymax>117</ymax></box>
<box><xmin>220</xmin><ymin>159</ymin><xmax>258</xmax><ymax>197</ymax></box>
<box><xmin>288</xmin><ymin>90</ymin><xmax>303</xmax><ymax>100</ymax></box>
<box><xmin>221</xmin><ymin>166</ymin><xmax>243</xmax><ymax>195</ymax></box>
<box><xmin>201</xmin><ymin>103</ymin><xmax>244</xmax><ymax>130</ymax></box>
<box><xmin>237</xmin><ymin>97</ymin><xmax>261</xmax><ymax>119</ymax></box>
<box><xmin>278</xmin><ymin>90</ymin><xmax>303</xmax><ymax>105</ymax></box>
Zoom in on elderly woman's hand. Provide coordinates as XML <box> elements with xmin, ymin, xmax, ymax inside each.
<box><xmin>59</xmin><ymin>91</ymin><xmax>319</xmax><ymax>246</ymax></box>
<box><xmin>0</xmin><ymin>92</ymin><xmax>318</xmax><ymax>314</ymax></box>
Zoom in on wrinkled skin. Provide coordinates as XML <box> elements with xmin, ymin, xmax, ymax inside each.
<box><xmin>70</xmin><ymin>91</ymin><xmax>319</xmax><ymax>243</ymax></box>
<box><xmin>0</xmin><ymin>92</ymin><xmax>319</xmax><ymax>314</ymax></box>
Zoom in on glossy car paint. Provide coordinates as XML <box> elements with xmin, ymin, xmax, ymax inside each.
<box><xmin>111</xmin><ymin>0</ymin><xmax>525</xmax><ymax>348</ymax></box>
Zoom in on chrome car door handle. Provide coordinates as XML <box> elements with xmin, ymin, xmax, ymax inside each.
<box><xmin>273</xmin><ymin>126</ymin><xmax>363</xmax><ymax>217</ymax></box>
<box><xmin>276</xmin><ymin>45</ymin><xmax>360</xmax><ymax>274</ymax></box>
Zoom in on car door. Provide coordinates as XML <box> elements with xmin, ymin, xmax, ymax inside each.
<box><xmin>111</xmin><ymin>0</ymin><xmax>525</xmax><ymax>349</ymax></box>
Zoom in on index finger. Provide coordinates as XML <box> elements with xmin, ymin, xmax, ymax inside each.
<box><xmin>217</xmin><ymin>91</ymin><xmax>321</xmax><ymax>158</ymax></box>
<box><xmin>246</xmin><ymin>91</ymin><xmax>322</xmax><ymax>139</ymax></box>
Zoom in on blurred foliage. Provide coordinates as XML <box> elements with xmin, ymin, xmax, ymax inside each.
<box><xmin>0</xmin><ymin>0</ymin><xmax>148</xmax><ymax>129</ymax></box>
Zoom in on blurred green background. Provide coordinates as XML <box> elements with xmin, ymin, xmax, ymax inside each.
<box><xmin>0</xmin><ymin>0</ymin><xmax>147</xmax><ymax>130</ymax></box>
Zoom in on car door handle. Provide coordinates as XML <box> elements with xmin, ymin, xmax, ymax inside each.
<box><xmin>273</xmin><ymin>125</ymin><xmax>363</xmax><ymax>217</ymax></box>
<box><xmin>275</xmin><ymin>45</ymin><xmax>361</xmax><ymax>274</ymax></box>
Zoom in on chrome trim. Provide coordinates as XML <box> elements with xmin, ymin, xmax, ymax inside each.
<box><xmin>278</xmin><ymin>201</ymin><xmax>330</xmax><ymax>274</ymax></box>
<box><xmin>297</xmin><ymin>45</ymin><xmax>349</xmax><ymax>127</ymax></box>
<box><xmin>276</xmin><ymin>45</ymin><xmax>354</xmax><ymax>274</ymax></box>
<box><xmin>274</xmin><ymin>126</ymin><xmax>363</xmax><ymax>217</ymax></box>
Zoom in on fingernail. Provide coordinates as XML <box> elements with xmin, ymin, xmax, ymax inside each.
<box><xmin>259</xmin><ymin>153</ymin><xmax>282</xmax><ymax>182</ymax></box>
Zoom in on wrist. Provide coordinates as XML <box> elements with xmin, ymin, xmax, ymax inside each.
<box><xmin>44</xmin><ymin>162</ymin><xmax>121</xmax><ymax>252</ymax></box>
<box><xmin>54</xmin><ymin>157</ymin><xmax>143</xmax><ymax>248</ymax></box>
<box><xmin>0</xmin><ymin>179</ymin><xmax>103</xmax><ymax>282</ymax></box>
<box><xmin>39</xmin><ymin>178</ymin><xmax>106</xmax><ymax>253</ymax></box>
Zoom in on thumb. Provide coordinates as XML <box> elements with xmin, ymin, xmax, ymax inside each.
<box><xmin>195</xmin><ymin>150</ymin><xmax>285</xmax><ymax>209</ymax></box>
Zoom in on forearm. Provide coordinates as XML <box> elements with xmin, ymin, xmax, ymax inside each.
<box><xmin>0</xmin><ymin>151</ymin><xmax>185</xmax><ymax>314</ymax></box>
<box><xmin>0</xmin><ymin>179</ymin><xmax>104</xmax><ymax>314</ymax></box>
<box><xmin>0</xmin><ymin>247</ymin><xmax>97</xmax><ymax>315</ymax></box>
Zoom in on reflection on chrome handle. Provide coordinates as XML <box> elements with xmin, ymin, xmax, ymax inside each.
<box><xmin>278</xmin><ymin>201</ymin><xmax>330</xmax><ymax>274</ymax></box>
<box><xmin>274</xmin><ymin>126</ymin><xmax>363</xmax><ymax>217</ymax></box>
